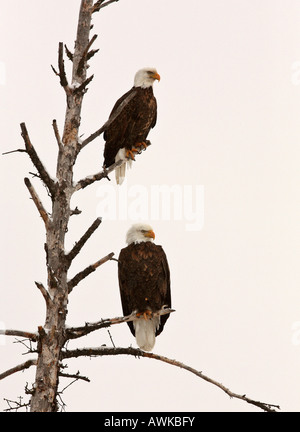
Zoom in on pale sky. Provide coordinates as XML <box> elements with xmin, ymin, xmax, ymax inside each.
<box><xmin>0</xmin><ymin>0</ymin><xmax>300</xmax><ymax>412</ymax></box>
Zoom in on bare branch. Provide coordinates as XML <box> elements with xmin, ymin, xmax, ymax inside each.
<box><xmin>66</xmin><ymin>308</ymin><xmax>175</xmax><ymax>340</ymax></box>
<box><xmin>87</xmin><ymin>48</ymin><xmax>99</xmax><ymax>61</ymax></box>
<box><xmin>51</xmin><ymin>64</ymin><xmax>58</xmax><ymax>76</ymax></box>
<box><xmin>78</xmin><ymin>124</ymin><xmax>105</xmax><ymax>150</ymax></box>
<box><xmin>24</xmin><ymin>178</ymin><xmax>51</xmax><ymax>228</ymax></box>
<box><xmin>59</xmin><ymin>371</ymin><xmax>90</xmax><ymax>383</ymax></box>
<box><xmin>66</xmin><ymin>317</ymin><xmax>119</xmax><ymax>340</ymax></box>
<box><xmin>35</xmin><ymin>281</ymin><xmax>53</xmax><ymax>305</ymax></box>
<box><xmin>66</xmin><ymin>217</ymin><xmax>102</xmax><ymax>264</ymax></box>
<box><xmin>52</xmin><ymin>119</ymin><xmax>63</xmax><ymax>150</ymax></box>
<box><xmin>58</xmin><ymin>42</ymin><xmax>69</xmax><ymax>89</ymax></box>
<box><xmin>93</xmin><ymin>0</ymin><xmax>119</xmax><ymax>12</ymax></box>
<box><xmin>64</xmin><ymin>44</ymin><xmax>73</xmax><ymax>62</ymax></box>
<box><xmin>70</xmin><ymin>206</ymin><xmax>82</xmax><ymax>216</ymax></box>
<box><xmin>75</xmin><ymin>139</ymin><xmax>149</xmax><ymax>190</ymax></box>
<box><xmin>20</xmin><ymin>123</ymin><xmax>56</xmax><ymax>197</ymax></box>
<box><xmin>74</xmin><ymin>159</ymin><xmax>124</xmax><ymax>191</ymax></box>
<box><xmin>68</xmin><ymin>252</ymin><xmax>114</xmax><ymax>293</ymax></box>
<box><xmin>0</xmin><ymin>329</ymin><xmax>37</xmax><ymax>342</ymax></box>
<box><xmin>61</xmin><ymin>346</ymin><xmax>280</xmax><ymax>412</ymax></box>
<box><xmin>76</xmin><ymin>34</ymin><xmax>98</xmax><ymax>77</ymax></box>
<box><xmin>51</xmin><ymin>44</ymin><xmax>71</xmax><ymax>94</ymax></box>
<box><xmin>73</xmin><ymin>74</ymin><xmax>94</xmax><ymax>94</ymax></box>
<box><xmin>0</xmin><ymin>359</ymin><xmax>37</xmax><ymax>381</ymax></box>
<box><xmin>92</xmin><ymin>0</ymin><xmax>105</xmax><ymax>11</ymax></box>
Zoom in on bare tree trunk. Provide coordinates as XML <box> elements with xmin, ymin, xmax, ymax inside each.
<box><xmin>29</xmin><ymin>0</ymin><xmax>94</xmax><ymax>412</ymax></box>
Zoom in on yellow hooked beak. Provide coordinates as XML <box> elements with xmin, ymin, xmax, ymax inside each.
<box><xmin>152</xmin><ymin>72</ymin><xmax>160</xmax><ymax>82</ymax></box>
<box><xmin>145</xmin><ymin>230</ymin><xmax>155</xmax><ymax>240</ymax></box>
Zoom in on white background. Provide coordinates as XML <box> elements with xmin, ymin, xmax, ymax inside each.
<box><xmin>0</xmin><ymin>0</ymin><xmax>299</xmax><ymax>412</ymax></box>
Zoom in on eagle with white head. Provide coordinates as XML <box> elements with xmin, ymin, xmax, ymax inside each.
<box><xmin>103</xmin><ymin>68</ymin><xmax>160</xmax><ymax>184</ymax></box>
<box><xmin>118</xmin><ymin>223</ymin><xmax>172</xmax><ymax>351</ymax></box>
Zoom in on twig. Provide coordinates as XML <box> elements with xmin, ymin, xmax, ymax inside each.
<box><xmin>0</xmin><ymin>359</ymin><xmax>37</xmax><ymax>381</ymax></box>
<box><xmin>24</xmin><ymin>177</ymin><xmax>51</xmax><ymax>228</ymax></box>
<box><xmin>56</xmin><ymin>371</ymin><xmax>90</xmax><ymax>411</ymax></box>
<box><xmin>13</xmin><ymin>337</ymin><xmax>36</xmax><ymax>354</ymax></box>
<box><xmin>28</xmin><ymin>171</ymin><xmax>41</xmax><ymax>179</ymax></box>
<box><xmin>51</xmin><ymin>64</ymin><xmax>59</xmax><ymax>77</ymax></box>
<box><xmin>2</xmin><ymin>148</ymin><xmax>27</xmax><ymax>155</ymax></box>
<box><xmin>20</xmin><ymin>123</ymin><xmax>56</xmax><ymax>197</ymax></box>
<box><xmin>59</xmin><ymin>371</ymin><xmax>90</xmax><ymax>383</ymax></box>
<box><xmin>61</xmin><ymin>346</ymin><xmax>280</xmax><ymax>413</ymax></box>
<box><xmin>110</xmin><ymin>257</ymin><xmax>119</xmax><ymax>262</ymax></box>
<box><xmin>3</xmin><ymin>396</ymin><xmax>30</xmax><ymax>412</ymax></box>
<box><xmin>107</xmin><ymin>329</ymin><xmax>115</xmax><ymax>348</ymax></box>
<box><xmin>56</xmin><ymin>393</ymin><xmax>67</xmax><ymax>412</ymax></box>
<box><xmin>68</xmin><ymin>252</ymin><xmax>114</xmax><ymax>293</ymax></box>
<box><xmin>66</xmin><ymin>217</ymin><xmax>102</xmax><ymax>264</ymax></box>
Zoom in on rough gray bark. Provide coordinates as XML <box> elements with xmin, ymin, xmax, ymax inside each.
<box><xmin>21</xmin><ymin>0</ymin><xmax>118</xmax><ymax>412</ymax></box>
<box><xmin>27</xmin><ymin>0</ymin><xmax>123</xmax><ymax>412</ymax></box>
<box><xmin>28</xmin><ymin>0</ymin><xmax>94</xmax><ymax>412</ymax></box>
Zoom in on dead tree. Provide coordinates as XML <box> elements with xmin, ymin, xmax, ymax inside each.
<box><xmin>0</xmin><ymin>0</ymin><xmax>280</xmax><ymax>413</ymax></box>
<box><xmin>4</xmin><ymin>0</ymin><xmax>122</xmax><ymax>412</ymax></box>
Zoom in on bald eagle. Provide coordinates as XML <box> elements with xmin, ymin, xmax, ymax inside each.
<box><xmin>118</xmin><ymin>224</ymin><xmax>171</xmax><ymax>351</ymax></box>
<box><xmin>103</xmin><ymin>68</ymin><xmax>160</xmax><ymax>185</ymax></box>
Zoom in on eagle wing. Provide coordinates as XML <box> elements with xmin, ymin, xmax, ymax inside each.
<box><xmin>118</xmin><ymin>246</ymin><xmax>137</xmax><ymax>336</ymax></box>
<box><xmin>155</xmin><ymin>245</ymin><xmax>171</xmax><ymax>336</ymax></box>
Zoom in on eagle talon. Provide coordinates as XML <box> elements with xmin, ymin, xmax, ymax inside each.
<box><xmin>126</xmin><ymin>148</ymin><xmax>139</xmax><ymax>160</ymax></box>
<box><xmin>135</xmin><ymin>142</ymin><xmax>148</xmax><ymax>151</ymax></box>
<box><xmin>101</xmin><ymin>165</ymin><xmax>111</xmax><ymax>181</ymax></box>
<box><xmin>136</xmin><ymin>310</ymin><xmax>153</xmax><ymax>321</ymax></box>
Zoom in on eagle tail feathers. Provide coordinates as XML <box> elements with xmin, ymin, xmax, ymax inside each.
<box><xmin>133</xmin><ymin>317</ymin><xmax>160</xmax><ymax>352</ymax></box>
<box><xmin>115</xmin><ymin>148</ymin><xmax>132</xmax><ymax>185</ymax></box>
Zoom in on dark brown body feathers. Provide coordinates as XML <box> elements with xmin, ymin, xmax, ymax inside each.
<box><xmin>118</xmin><ymin>241</ymin><xmax>171</xmax><ymax>337</ymax></box>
